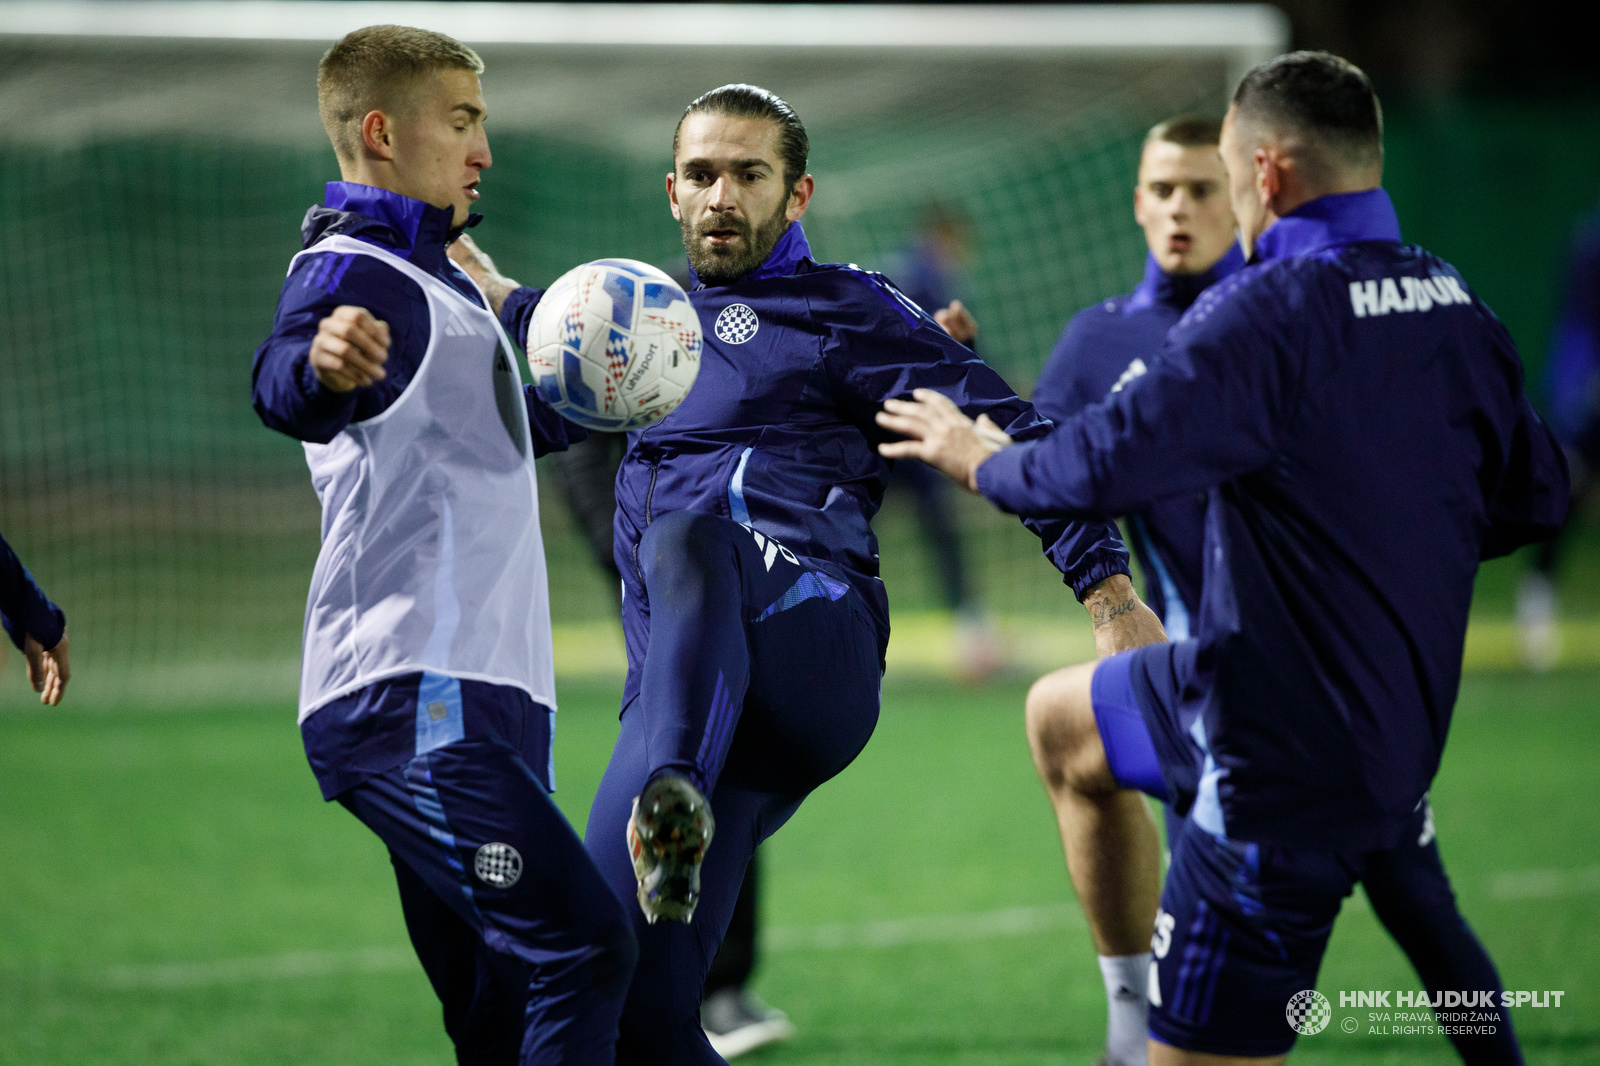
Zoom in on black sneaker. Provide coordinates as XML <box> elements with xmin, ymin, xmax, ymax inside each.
<box><xmin>702</xmin><ymin>988</ymin><xmax>795</xmax><ymax>1059</ymax></box>
<box><xmin>627</xmin><ymin>773</ymin><xmax>714</xmax><ymax>923</ymax></box>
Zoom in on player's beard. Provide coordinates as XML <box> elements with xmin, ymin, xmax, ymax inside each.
<box><xmin>681</xmin><ymin>200</ymin><xmax>791</xmax><ymax>285</ymax></box>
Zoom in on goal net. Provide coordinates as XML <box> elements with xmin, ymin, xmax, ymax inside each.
<box><xmin>0</xmin><ymin>2</ymin><xmax>1286</xmax><ymax>702</ymax></box>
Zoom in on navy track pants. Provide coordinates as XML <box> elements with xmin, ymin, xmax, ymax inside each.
<box><xmin>588</xmin><ymin>511</ymin><xmax>883</xmax><ymax>1064</ymax></box>
<box><xmin>337</xmin><ymin>678</ymin><xmax>638</xmax><ymax>1065</ymax></box>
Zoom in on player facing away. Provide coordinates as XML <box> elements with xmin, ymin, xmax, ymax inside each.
<box><xmin>452</xmin><ymin>84</ymin><xmax>1147</xmax><ymax>1064</ymax></box>
<box><xmin>251</xmin><ymin>26</ymin><xmax>636</xmax><ymax>1065</ymax></box>
<box><xmin>879</xmin><ymin>52</ymin><xmax>1568</xmax><ymax>1065</ymax></box>
<box><xmin>1</xmin><ymin>531</ymin><xmax>69</xmax><ymax>706</ymax></box>
<box><xmin>1026</xmin><ymin>113</ymin><xmax>1525</xmax><ymax>1066</ymax></box>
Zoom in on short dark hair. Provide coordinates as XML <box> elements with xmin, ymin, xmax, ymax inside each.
<box><xmin>1232</xmin><ymin>51</ymin><xmax>1383</xmax><ymax>174</ymax></box>
<box><xmin>673</xmin><ymin>84</ymin><xmax>810</xmax><ymax>193</ymax></box>
<box><xmin>1146</xmin><ymin>113</ymin><xmax>1223</xmax><ymax>149</ymax></box>
<box><xmin>318</xmin><ymin>25</ymin><xmax>484</xmax><ymax>161</ymax></box>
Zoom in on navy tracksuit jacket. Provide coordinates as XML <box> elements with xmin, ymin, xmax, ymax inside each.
<box><xmin>500</xmin><ymin>221</ymin><xmax>1131</xmax><ymax>715</ymax></box>
<box><xmin>499</xmin><ymin>221</ymin><xmax>1131</xmax><ymax>1065</ymax></box>
<box><xmin>1033</xmin><ymin>246</ymin><xmax>1244</xmax><ymax>638</ymax></box>
<box><xmin>1034</xmin><ymin>239</ymin><xmax>1525</xmax><ymax>1064</ymax></box>
<box><xmin>978</xmin><ymin>188</ymin><xmax>1570</xmax><ymax>850</ymax></box>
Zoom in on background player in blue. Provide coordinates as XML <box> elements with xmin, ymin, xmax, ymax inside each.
<box><xmin>1023</xmin><ymin>113</ymin><xmax>1524</xmax><ymax>1066</ymax></box>
<box><xmin>881</xmin><ymin>203</ymin><xmax>1006</xmax><ymax>680</ymax></box>
<box><xmin>1517</xmin><ymin>206</ymin><xmax>1600</xmax><ymax>668</ymax></box>
<box><xmin>251</xmin><ymin>26</ymin><xmax>636</xmax><ymax>1065</ymax></box>
<box><xmin>453</xmin><ymin>84</ymin><xmax>1142</xmax><ymax>1065</ymax></box>
<box><xmin>1</xmin><ymin>531</ymin><xmax>69</xmax><ymax>706</ymax></box>
<box><xmin>879</xmin><ymin>52</ymin><xmax>1568</xmax><ymax>1064</ymax></box>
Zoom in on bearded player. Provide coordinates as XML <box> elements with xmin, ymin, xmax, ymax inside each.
<box><xmin>451</xmin><ymin>83</ymin><xmax>1155</xmax><ymax>1064</ymax></box>
<box><xmin>252</xmin><ymin>26</ymin><xmax>635</xmax><ymax>1064</ymax></box>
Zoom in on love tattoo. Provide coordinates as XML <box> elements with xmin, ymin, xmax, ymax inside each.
<box><xmin>1089</xmin><ymin>597</ymin><xmax>1139</xmax><ymax>630</ymax></box>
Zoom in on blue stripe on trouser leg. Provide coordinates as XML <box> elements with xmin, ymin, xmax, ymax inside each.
<box><xmin>753</xmin><ymin>571</ymin><xmax>849</xmax><ymax>621</ymax></box>
<box><xmin>1150</xmin><ymin>818</ymin><xmax>1354</xmax><ymax>1057</ymax></box>
<box><xmin>601</xmin><ymin>509</ymin><xmax>882</xmax><ymax>1065</ymax></box>
<box><xmin>339</xmin><ymin>698</ymin><xmax>637</xmax><ymax>1065</ymax></box>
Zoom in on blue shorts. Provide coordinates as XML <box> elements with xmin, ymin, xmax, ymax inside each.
<box><xmin>1149</xmin><ymin>817</ymin><xmax>1360</xmax><ymax>1057</ymax></box>
<box><xmin>1089</xmin><ymin>641</ymin><xmax>1203</xmax><ymax>813</ymax></box>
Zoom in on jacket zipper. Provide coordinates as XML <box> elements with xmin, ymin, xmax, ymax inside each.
<box><xmin>633</xmin><ymin>458</ymin><xmax>661</xmax><ymax>585</ymax></box>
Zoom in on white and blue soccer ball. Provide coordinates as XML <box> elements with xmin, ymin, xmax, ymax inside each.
<box><xmin>525</xmin><ymin>258</ymin><xmax>702</xmax><ymax>432</ymax></box>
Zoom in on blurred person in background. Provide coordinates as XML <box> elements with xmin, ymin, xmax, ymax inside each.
<box><xmin>1</xmin><ymin>531</ymin><xmax>69</xmax><ymax>706</ymax></box>
<box><xmin>1517</xmin><ymin>206</ymin><xmax>1600</xmax><ymax>669</ymax></box>
<box><xmin>883</xmin><ymin>203</ymin><xmax>1004</xmax><ymax>681</ymax></box>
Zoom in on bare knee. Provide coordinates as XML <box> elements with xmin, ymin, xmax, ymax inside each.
<box><xmin>1025</xmin><ymin>663</ymin><xmax>1116</xmax><ymax>798</ymax></box>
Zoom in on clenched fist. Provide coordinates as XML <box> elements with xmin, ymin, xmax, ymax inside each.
<box><xmin>311</xmin><ymin>306</ymin><xmax>390</xmax><ymax>392</ymax></box>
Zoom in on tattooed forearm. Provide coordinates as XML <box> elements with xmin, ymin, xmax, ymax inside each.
<box><xmin>1089</xmin><ymin>597</ymin><xmax>1139</xmax><ymax>630</ymax></box>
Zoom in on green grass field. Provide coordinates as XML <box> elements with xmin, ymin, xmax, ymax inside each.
<box><xmin>1</xmin><ymin>668</ymin><xmax>1596</xmax><ymax>1065</ymax></box>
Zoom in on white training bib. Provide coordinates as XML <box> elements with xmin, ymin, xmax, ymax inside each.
<box><xmin>294</xmin><ymin>235</ymin><xmax>555</xmax><ymax>721</ymax></box>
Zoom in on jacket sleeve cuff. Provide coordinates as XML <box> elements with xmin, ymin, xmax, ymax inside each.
<box><xmin>523</xmin><ymin>385</ymin><xmax>591</xmax><ymax>458</ymax></box>
<box><xmin>298</xmin><ymin>356</ymin><xmax>360</xmax><ymax>419</ymax></box>
<box><xmin>2</xmin><ymin>586</ymin><xmax>65</xmax><ymax>651</ymax></box>
<box><xmin>500</xmin><ymin>286</ymin><xmax>545</xmax><ymax>348</ymax></box>
<box><xmin>1062</xmin><ymin>552</ymin><xmax>1131</xmax><ymax>602</ymax></box>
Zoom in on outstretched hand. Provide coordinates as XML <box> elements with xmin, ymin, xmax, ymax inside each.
<box><xmin>22</xmin><ymin>630</ymin><xmax>69</xmax><ymax>706</ymax></box>
<box><xmin>875</xmin><ymin>388</ymin><xmax>1011</xmax><ymax>492</ymax></box>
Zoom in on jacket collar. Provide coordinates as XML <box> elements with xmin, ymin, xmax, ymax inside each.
<box><xmin>1125</xmin><ymin>242</ymin><xmax>1246</xmax><ymax>314</ymax></box>
<box><xmin>301</xmin><ymin>181</ymin><xmax>480</xmax><ymax>273</ymax></box>
<box><xmin>689</xmin><ymin>221</ymin><xmax>813</xmax><ymax>289</ymax></box>
<box><xmin>1251</xmin><ymin>188</ymin><xmax>1401</xmax><ymax>264</ymax></box>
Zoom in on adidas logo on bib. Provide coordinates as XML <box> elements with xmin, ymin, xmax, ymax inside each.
<box><xmin>442</xmin><ymin>311</ymin><xmax>482</xmax><ymax>337</ymax></box>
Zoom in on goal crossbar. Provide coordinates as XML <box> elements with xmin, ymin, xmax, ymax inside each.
<box><xmin>2</xmin><ymin>1</ymin><xmax>1287</xmax><ymax>55</ymax></box>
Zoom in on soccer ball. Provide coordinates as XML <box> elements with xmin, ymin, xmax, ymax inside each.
<box><xmin>525</xmin><ymin>258</ymin><xmax>703</xmax><ymax>432</ymax></box>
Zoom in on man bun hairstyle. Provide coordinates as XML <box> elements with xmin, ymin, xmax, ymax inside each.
<box><xmin>318</xmin><ymin>25</ymin><xmax>484</xmax><ymax>161</ymax></box>
<box><xmin>1146</xmin><ymin>113</ymin><xmax>1223</xmax><ymax>148</ymax></box>
<box><xmin>1232</xmin><ymin>50</ymin><xmax>1383</xmax><ymax>176</ymax></box>
<box><xmin>674</xmin><ymin>84</ymin><xmax>810</xmax><ymax>194</ymax></box>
